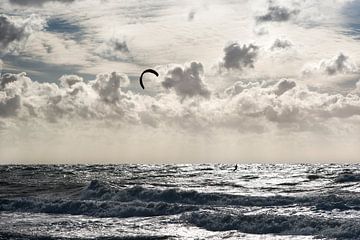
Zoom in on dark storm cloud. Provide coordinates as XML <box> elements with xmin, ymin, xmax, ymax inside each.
<box><xmin>256</xmin><ymin>6</ymin><xmax>299</xmax><ymax>23</ymax></box>
<box><xmin>220</xmin><ymin>43</ymin><xmax>259</xmax><ymax>71</ymax></box>
<box><xmin>162</xmin><ymin>62</ymin><xmax>210</xmax><ymax>99</ymax></box>
<box><xmin>8</xmin><ymin>0</ymin><xmax>74</xmax><ymax>6</ymax></box>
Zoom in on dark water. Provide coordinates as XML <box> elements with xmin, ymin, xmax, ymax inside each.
<box><xmin>1</xmin><ymin>164</ymin><xmax>360</xmax><ymax>239</ymax></box>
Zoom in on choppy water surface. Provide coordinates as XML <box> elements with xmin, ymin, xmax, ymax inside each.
<box><xmin>1</xmin><ymin>164</ymin><xmax>360</xmax><ymax>239</ymax></box>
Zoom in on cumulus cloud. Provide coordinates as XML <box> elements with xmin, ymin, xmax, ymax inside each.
<box><xmin>303</xmin><ymin>53</ymin><xmax>358</xmax><ymax>76</ymax></box>
<box><xmin>161</xmin><ymin>62</ymin><xmax>210</xmax><ymax>99</ymax></box>
<box><xmin>8</xmin><ymin>0</ymin><xmax>74</xmax><ymax>6</ymax></box>
<box><xmin>270</xmin><ymin>38</ymin><xmax>293</xmax><ymax>51</ymax></box>
<box><xmin>0</xmin><ymin>72</ymin><xmax>25</xmax><ymax>117</ymax></box>
<box><xmin>320</xmin><ymin>53</ymin><xmax>358</xmax><ymax>75</ymax></box>
<box><xmin>92</xmin><ymin>72</ymin><xmax>130</xmax><ymax>103</ymax></box>
<box><xmin>221</xmin><ymin>78</ymin><xmax>360</xmax><ymax>130</ymax></box>
<box><xmin>219</xmin><ymin>43</ymin><xmax>259</xmax><ymax>71</ymax></box>
<box><xmin>0</xmin><ymin>14</ymin><xmax>44</xmax><ymax>55</ymax></box>
<box><xmin>1</xmin><ymin>66</ymin><xmax>360</xmax><ymax>135</ymax></box>
<box><xmin>0</xmin><ymin>71</ymin><xmax>132</xmax><ymax>122</ymax></box>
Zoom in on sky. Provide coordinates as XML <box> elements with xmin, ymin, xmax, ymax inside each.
<box><xmin>0</xmin><ymin>0</ymin><xmax>360</xmax><ymax>163</ymax></box>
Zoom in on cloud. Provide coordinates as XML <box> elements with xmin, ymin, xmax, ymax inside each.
<box><xmin>96</xmin><ymin>38</ymin><xmax>131</xmax><ymax>61</ymax></box>
<box><xmin>113</xmin><ymin>41</ymin><xmax>129</xmax><ymax>53</ymax></box>
<box><xmin>224</xmin><ymin>81</ymin><xmax>261</xmax><ymax>96</ymax></box>
<box><xmin>320</xmin><ymin>53</ymin><xmax>358</xmax><ymax>75</ymax></box>
<box><xmin>92</xmin><ymin>72</ymin><xmax>130</xmax><ymax>103</ymax></box>
<box><xmin>219</xmin><ymin>43</ymin><xmax>259</xmax><ymax>71</ymax></box>
<box><xmin>0</xmin><ymin>0</ymin><xmax>359</xmax><ymax>163</ymax></box>
<box><xmin>273</xmin><ymin>79</ymin><xmax>296</xmax><ymax>96</ymax></box>
<box><xmin>303</xmin><ymin>53</ymin><xmax>358</xmax><ymax>76</ymax></box>
<box><xmin>270</xmin><ymin>38</ymin><xmax>293</xmax><ymax>51</ymax></box>
<box><xmin>256</xmin><ymin>5</ymin><xmax>299</xmax><ymax>23</ymax></box>
<box><xmin>252</xmin><ymin>0</ymin><xmax>343</xmax><ymax>26</ymax></box>
<box><xmin>1</xmin><ymin>68</ymin><xmax>360</xmax><ymax>135</ymax></box>
<box><xmin>224</xmin><ymin>79</ymin><xmax>360</xmax><ymax>128</ymax></box>
<box><xmin>161</xmin><ymin>62</ymin><xmax>210</xmax><ymax>99</ymax></box>
<box><xmin>8</xmin><ymin>0</ymin><xmax>74</xmax><ymax>6</ymax></box>
<box><xmin>2</xmin><ymin>67</ymin><xmax>360</xmax><ymax>163</ymax></box>
<box><xmin>0</xmin><ymin>72</ymin><xmax>25</xmax><ymax>117</ymax></box>
<box><xmin>0</xmin><ymin>93</ymin><xmax>21</xmax><ymax>117</ymax></box>
<box><xmin>0</xmin><ymin>14</ymin><xmax>45</xmax><ymax>55</ymax></box>
<box><xmin>0</xmin><ymin>71</ymin><xmax>134</xmax><ymax>122</ymax></box>
<box><xmin>253</xmin><ymin>26</ymin><xmax>269</xmax><ymax>36</ymax></box>
<box><xmin>354</xmin><ymin>80</ymin><xmax>360</xmax><ymax>93</ymax></box>
<box><xmin>0</xmin><ymin>73</ymin><xmax>18</xmax><ymax>89</ymax></box>
<box><xmin>59</xmin><ymin>75</ymin><xmax>83</xmax><ymax>88</ymax></box>
<box><xmin>188</xmin><ymin>10</ymin><xmax>196</xmax><ymax>21</ymax></box>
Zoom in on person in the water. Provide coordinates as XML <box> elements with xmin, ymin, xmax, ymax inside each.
<box><xmin>233</xmin><ymin>164</ymin><xmax>238</xmax><ymax>171</ymax></box>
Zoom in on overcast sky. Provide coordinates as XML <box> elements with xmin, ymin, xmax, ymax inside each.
<box><xmin>0</xmin><ymin>0</ymin><xmax>360</xmax><ymax>163</ymax></box>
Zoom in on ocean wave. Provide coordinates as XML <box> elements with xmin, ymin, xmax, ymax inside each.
<box><xmin>0</xmin><ymin>198</ymin><xmax>197</xmax><ymax>218</ymax></box>
<box><xmin>306</xmin><ymin>174</ymin><xmax>322</xmax><ymax>181</ymax></box>
<box><xmin>182</xmin><ymin>211</ymin><xmax>360</xmax><ymax>239</ymax></box>
<box><xmin>2</xmin><ymin>179</ymin><xmax>360</xmax><ymax>219</ymax></box>
<box><xmin>79</xmin><ymin>180</ymin><xmax>360</xmax><ymax>211</ymax></box>
<box><xmin>79</xmin><ymin>180</ymin><xmax>297</xmax><ymax>206</ymax></box>
<box><xmin>334</xmin><ymin>173</ymin><xmax>360</xmax><ymax>183</ymax></box>
<box><xmin>0</xmin><ymin>232</ymin><xmax>170</xmax><ymax>240</ymax></box>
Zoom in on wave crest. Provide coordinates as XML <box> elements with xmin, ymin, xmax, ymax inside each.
<box><xmin>182</xmin><ymin>211</ymin><xmax>360</xmax><ymax>239</ymax></box>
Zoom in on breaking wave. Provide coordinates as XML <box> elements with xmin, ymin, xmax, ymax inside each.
<box><xmin>79</xmin><ymin>180</ymin><xmax>297</xmax><ymax>206</ymax></box>
<box><xmin>182</xmin><ymin>211</ymin><xmax>360</xmax><ymax>239</ymax></box>
<box><xmin>0</xmin><ymin>197</ymin><xmax>197</xmax><ymax>218</ymax></box>
<box><xmin>80</xmin><ymin>180</ymin><xmax>360</xmax><ymax>211</ymax></box>
<box><xmin>1</xmin><ymin>180</ymin><xmax>360</xmax><ymax>219</ymax></box>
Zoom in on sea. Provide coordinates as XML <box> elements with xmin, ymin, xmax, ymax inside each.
<box><xmin>0</xmin><ymin>164</ymin><xmax>360</xmax><ymax>240</ymax></box>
